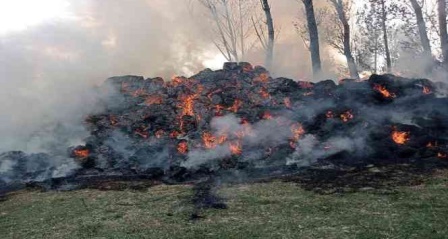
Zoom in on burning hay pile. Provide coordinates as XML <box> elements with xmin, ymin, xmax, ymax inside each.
<box><xmin>1</xmin><ymin>62</ymin><xmax>448</xmax><ymax>191</ymax></box>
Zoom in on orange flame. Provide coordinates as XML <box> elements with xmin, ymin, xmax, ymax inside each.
<box><xmin>373</xmin><ymin>84</ymin><xmax>396</xmax><ymax>98</ymax></box>
<box><xmin>177</xmin><ymin>141</ymin><xmax>188</xmax><ymax>154</ymax></box>
<box><xmin>178</xmin><ymin>92</ymin><xmax>200</xmax><ymax>117</ymax></box>
<box><xmin>290</xmin><ymin>123</ymin><xmax>305</xmax><ymax>143</ymax></box>
<box><xmin>202</xmin><ymin>132</ymin><xmax>217</xmax><ymax>149</ymax></box>
<box><xmin>229</xmin><ymin>141</ymin><xmax>242</xmax><ymax>155</ymax></box>
<box><xmin>391</xmin><ymin>130</ymin><xmax>410</xmax><ymax>145</ymax></box>
<box><xmin>215</xmin><ymin>105</ymin><xmax>225</xmax><ymax>116</ymax></box>
<box><xmin>438</xmin><ymin>152</ymin><xmax>447</xmax><ymax>159</ymax></box>
<box><xmin>229</xmin><ymin>99</ymin><xmax>242</xmax><ymax>113</ymax></box>
<box><xmin>217</xmin><ymin>135</ymin><xmax>228</xmax><ymax>144</ymax></box>
<box><xmin>74</xmin><ymin>148</ymin><xmax>89</xmax><ymax>158</ymax></box>
<box><xmin>423</xmin><ymin>86</ymin><xmax>431</xmax><ymax>95</ymax></box>
<box><xmin>170</xmin><ymin>76</ymin><xmax>185</xmax><ymax>87</ymax></box>
<box><xmin>182</xmin><ymin>95</ymin><xmax>195</xmax><ymax>116</ymax></box>
<box><xmin>202</xmin><ymin>131</ymin><xmax>229</xmax><ymax>149</ymax></box>
<box><xmin>207</xmin><ymin>89</ymin><xmax>222</xmax><ymax>101</ymax></box>
<box><xmin>145</xmin><ymin>95</ymin><xmax>163</xmax><ymax>106</ymax></box>
<box><xmin>340</xmin><ymin>110</ymin><xmax>354</xmax><ymax>122</ymax></box>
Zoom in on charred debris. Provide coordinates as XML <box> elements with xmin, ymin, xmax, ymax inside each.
<box><xmin>1</xmin><ymin>62</ymin><xmax>448</xmax><ymax>194</ymax></box>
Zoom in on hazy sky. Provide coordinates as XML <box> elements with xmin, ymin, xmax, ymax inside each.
<box><xmin>0</xmin><ymin>0</ymin><xmax>321</xmax><ymax>79</ymax></box>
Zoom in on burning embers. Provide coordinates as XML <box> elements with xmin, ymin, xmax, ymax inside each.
<box><xmin>229</xmin><ymin>99</ymin><xmax>242</xmax><ymax>113</ymax></box>
<box><xmin>426</xmin><ymin>142</ymin><xmax>447</xmax><ymax>159</ymax></box>
<box><xmin>145</xmin><ymin>95</ymin><xmax>163</xmax><ymax>106</ymax></box>
<box><xmin>325</xmin><ymin>110</ymin><xmax>354</xmax><ymax>122</ymax></box>
<box><xmin>391</xmin><ymin>128</ymin><xmax>410</xmax><ymax>145</ymax></box>
<box><xmin>73</xmin><ymin>148</ymin><xmax>89</xmax><ymax>158</ymax></box>
<box><xmin>373</xmin><ymin>84</ymin><xmax>396</xmax><ymax>98</ymax></box>
<box><xmin>199</xmin><ymin>118</ymin><xmax>252</xmax><ymax>155</ymax></box>
<box><xmin>438</xmin><ymin>152</ymin><xmax>447</xmax><ymax>159</ymax></box>
<box><xmin>177</xmin><ymin>140</ymin><xmax>189</xmax><ymax>154</ymax></box>
<box><xmin>229</xmin><ymin>141</ymin><xmax>242</xmax><ymax>155</ymax></box>
<box><xmin>72</xmin><ymin>64</ymin><xmax>447</xmax><ymax>179</ymax></box>
<box><xmin>340</xmin><ymin>110</ymin><xmax>354</xmax><ymax>123</ymax></box>
<box><xmin>5</xmin><ymin>63</ymin><xmax>448</xmax><ymax>193</ymax></box>
<box><xmin>289</xmin><ymin>123</ymin><xmax>305</xmax><ymax>148</ymax></box>
<box><xmin>178</xmin><ymin>94</ymin><xmax>198</xmax><ymax>117</ymax></box>
<box><xmin>202</xmin><ymin>132</ymin><xmax>226</xmax><ymax>149</ymax></box>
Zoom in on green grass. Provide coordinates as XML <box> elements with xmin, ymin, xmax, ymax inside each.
<box><xmin>1</xmin><ymin>172</ymin><xmax>448</xmax><ymax>239</ymax></box>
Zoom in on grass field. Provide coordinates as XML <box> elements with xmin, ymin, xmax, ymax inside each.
<box><xmin>1</xmin><ymin>170</ymin><xmax>448</xmax><ymax>239</ymax></box>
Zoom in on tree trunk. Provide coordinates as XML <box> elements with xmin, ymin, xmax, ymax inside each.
<box><xmin>208</xmin><ymin>2</ymin><xmax>233</xmax><ymax>61</ymax></box>
<box><xmin>409</xmin><ymin>0</ymin><xmax>432</xmax><ymax>57</ymax></box>
<box><xmin>261</xmin><ymin>0</ymin><xmax>275</xmax><ymax>70</ymax></box>
<box><xmin>238</xmin><ymin>0</ymin><xmax>245</xmax><ymax>60</ymax></box>
<box><xmin>438</xmin><ymin>0</ymin><xmax>448</xmax><ymax>68</ymax></box>
<box><xmin>374</xmin><ymin>29</ymin><xmax>378</xmax><ymax>74</ymax></box>
<box><xmin>331</xmin><ymin>0</ymin><xmax>359</xmax><ymax>79</ymax></box>
<box><xmin>302</xmin><ymin>0</ymin><xmax>322</xmax><ymax>77</ymax></box>
<box><xmin>380</xmin><ymin>0</ymin><xmax>392</xmax><ymax>73</ymax></box>
<box><xmin>223</xmin><ymin>0</ymin><xmax>239</xmax><ymax>61</ymax></box>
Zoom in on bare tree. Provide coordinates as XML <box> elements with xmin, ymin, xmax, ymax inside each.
<box><xmin>438</xmin><ymin>0</ymin><xmax>448</xmax><ymax>68</ymax></box>
<box><xmin>409</xmin><ymin>0</ymin><xmax>432</xmax><ymax>58</ymax></box>
<box><xmin>260</xmin><ymin>0</ymin><xmax>275</xmax><ymax>70</ymax></box>
<box><xmin>328</xmin><ymin>0</ymin><xmax>359</xmax><ymax>79</ymax></box>
<box><xmin>198</xmin><ymin>0</ymin><xmax>259</xmax><ymax>62</ymax></box>
<box><xmin>380</xmin><ymin>0</ymin><xmax>392</xmax><ymax>72</ymax></box>
<box><xmin>301</xmin><ymin>0</ymin><xmax>322</xmax><ymax>77</ymax></box>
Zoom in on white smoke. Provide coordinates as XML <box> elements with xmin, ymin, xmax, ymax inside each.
<box><xmin>0</xmin><ymin>0</ymin><xmax>213</xmax><ymax>153</ymax></box>
<box><xmin>183</xmin><ymin>114</ymin><xmax>294</xmax><ymax>168</ymax></box>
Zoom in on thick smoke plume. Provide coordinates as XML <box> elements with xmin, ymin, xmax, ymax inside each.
<box><xmin>0</xmin><ymin>0</ymin><xmax>210</xmax><ymax>153</ymax></box>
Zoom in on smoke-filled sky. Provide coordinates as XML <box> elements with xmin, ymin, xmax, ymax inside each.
<box><xmin>0</xmin><ymin>0</ymin><xmax>328</xmax><ymax>78</ymax></box>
